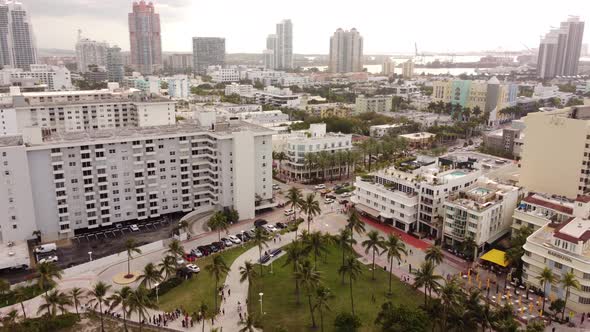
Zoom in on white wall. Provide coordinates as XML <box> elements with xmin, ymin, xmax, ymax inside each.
<box><xmin>136</xmin><ymin>102</ymin><xmax>176</xmax><ymax>127</ymax></box>
<box><xmin>232</xmin><ymin>131</ymin><xmax>255</xmax><ymax>219</ymax></box>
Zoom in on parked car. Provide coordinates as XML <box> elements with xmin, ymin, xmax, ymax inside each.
<box><xmin>235</xmin><ymin>233</ymin><xmax>246</xmax><ymax>242</ymax></box>
<box><xmin>325</xmin><ymin>193</ymin><xmax>337</xmax><ymax>199</ymax></box>
<box><xmin>264</xmin><ymin>224</ymin><xmax>278</xmax><ymax>232</ymax></box>
<box><xmin>275</xmin><ymin>222</ymin><xmax>287</xmax><ymax>229</ymax></box>
<box><xmin>130</xmin><ymin>224</ymin><xmax>140</xmax><ymax>232</ymax></box>
<box><xmin>314</xmin><ymin>184</ymin><xmax>326</xmax><ymax>190</ymax></box>
<box><xmin>228</xmin><ymin>235</ymin><xmax>242</xmax><ymax>244</ymax></box>
<box><xmin>38</xmin><ymin>255</ymin><xmax>58</xmax><ymax>263</ymax></box>
<box><xmin>269</xmin><ymin>248</ymin><xmax>282</xmax><ymax>257</ymax></box>
<box><xmin>254</xmin><ymin>219</ymin><xmax>268</xmax><ymax>227</ymax></box>
<box><xmin>208</xmin><ymin>244</ymin><xmax>220</xmax><ymax>253</ymax></box>
<box><xmin>259</xmin><ymin>254</ymin><xmax>271</xmax><ymax>264</ymax></box>
<box><xmin>324</xmin><ymin>198</ymin><xmax>334</xmax><ymax>204</ymax></box>
<box><xmin>190</xmin><ymin>248</ymin><xmax>203</xmax><ymax>258</ymax></box>
<box><xmin>176</xmin><ymin>257</ymin><xmax>186</xmax><ymax>266</ymax></box>
<box><xmin>272</xmin><ymin>184</ymin><xmax>280</xmax><ymax>190</ymax></box>
<box><xmin>221</xmin><ymin>238</ymin><xmax>233</xmax><ymax>247</ymax></box>
<box><xmin>212</xmin><ymin>241</ymin><xmax>225</xmax><ymax>250</ymax></box>
<box><xmin>186</xmin><ymin>264</ymin><xmax>201</xmax><ymax>273</ymax></box>
<box><xmin>34</xmin><ymin>243</ymin><xmax>57</xmax><ymax>254</ymax></box>
<box><xmin>197</xmin><ymin>246</ymin><xmax>211</xmax><ymax>256</ymax></box>
<box><xmin>183</xmin><ymin>253</ymin><xmax>197</xmax><ymax>262</ymax></box>
<box><xmin>247</xmin><ymin>229</ymin><xmax>257</xmax><ymax>237</ymax></box>
<box><xmin>284</xmin><ymin>209</ymin><xmax>295</xmax><ymax>216</ymax></box>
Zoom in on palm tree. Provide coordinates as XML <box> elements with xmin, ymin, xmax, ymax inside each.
<box><xmin>198</xmin><ymin>302</ymin><xmax>209</xmax><ymax>332</ymax></box>
<box><xmin>381</xmin><ymin>234</ymin><xmax>407</xmax><ymax>295</ymax></box>
<box><xmin>1</xmin><ymin>309</ymin><xmax>19</xmax><ymax>328</ymax></box>
<box><xmin>295</xmin><ymin>260</ymin><xmax>322</xmax><ymax>328</ymax></box>
<box><xmin>45</xmin><ymin>290</ymin><xmax>72</xmax><ymax>316</ymax></box>
<box><xmin>166</xmin><ymin>239</ymin><xmax>185</xmax><ymax>267</ymax></box>
<box><xmin>36</xmin><ymin>261</ymin><xmax>63</xmax><ymax>296</ymax></box>
<box><xmin>38</xmin><ymin>289</ymin><xmax>59</xmax><ymax>316</ymax></box>
<box><xmin>239</xmin><ymin>260</ymin><xmax>258</xmax><ymax>300</ymax></box>
<box><xmin>139</xmin><ymin>262</ymin><xmax>162</xmax><ymax>289</ymax></box>
<box><xmin>238</xmin><ymin>315</ymin><xmax>256</xmax><ymax>332</ymax></box>
<box><xmin>362</xmin><ymin>230</ymin><xmax>384</xmax><ymax>280</ymax></box>
<box><xmin>87</xmin><ymin>281</ymin><xmax>112</xmax><ymax>332</ymax></box>
<box><xmin>108</xmin><ymin>286</ymin><xmax>133</xmax><ymax>332</ymax></box>
<box><xmin>206</xmin><ymin>255</ymin><xmax>230</xmax><ymax>312</ymax></box>
<box><xmin>0</xmin><ymin>278</ymin><xmax>9</xmax><ymax>296</ymax></box>
<box><xmin>560</xmin><ymin>271</ymin><xmax>580</xmax><ymax>320</ymax></box>
<box><xmin>283</xmin><ymin>240</ymin><xmax>306</xmax><ymax>304</ymax></box>
<box><xmin>124</xmin><ymin>238</ymin><xmax>142</xmax><ymax>277</ymax></box>
<box><xmin>128</xmin><ymin>286</ymin><xmax>157</xmax><ymax>332</ymax></box>
<box><xmin>439</xmin><ymin>277</ymin><xmax>462</xmax><ymax>332</ymax></box>
<box><xmin>69</xmin><ymin>287</ymin><xmax>86</xmax><ymax>319</ymax></box>
<box><xmin>346</xmin><ymin>210</ymin><xmax>365</xmax><ymax>244</ymax></box>
<box><xmin>177</xmin><ymin>219</ymin><xmax>190</xmax><ymax>235</ymax></box>
<box><xmin>12</xmin><ymin>286</ymin><xmax>29</xmax><ymax>320</ymax></box>
<box><xmin>302</xmin><ymin>231</ymin><xmax>328</xmax><ymax>269</ymax></box>
<box><xmin>412</xmin><ymin>260</ymin><xmax>443</xmax><ymax>306</ymax></box>
<box><xmin>314</xmin><ymin>285</ymin><xmax>333</xmax><ymax>332</ymax></box>
<box><xmin>339</xmin><ymin>256</ymin><xmax>363</xmax><ymax>316</ymax></box>
<box><xmin>537</xmin><ymin>267</ymin><xmax>556</xmax><ymax>315</ymax></box>
<box><xmin>425</xmin><ymin>245</ymin><xmax>444</xmax><ymax>265</ymax></box>
<box><xmin>252</xmin><ymin>227</ymin><xmax>269</xmax><ymax>276</ymax></box>
<box><xmin>304</xmin><ymin>153</ymin><xmax>317</xmax><ymax>182</ymax></box>
<box><xmin>207</xmin><ymin>211</ymin><xmax>229</xmax><ymax>242</ymax></box>
<box><xmin>300</xmin><ymin>193</ymin><xmax>321</xmax><ymax>233</ymax></box>
<box><xmin>286</xmin><ymin>186</ymin><xmax>303</xmax><ymax>221</ymax></box>
<box><xmin>461</xmin><ymin>236</ymin><xmax>477</xmax><ymax>261</ymax></box>
<box><xmin>334</xmin><ymin>228</ymin><xmax>356</xmax><ymax>284</ymax></box>
<box><xmin>159</xmin><ymin>255</ymin><xmax>177</xmax><ymax>280</ymax></box>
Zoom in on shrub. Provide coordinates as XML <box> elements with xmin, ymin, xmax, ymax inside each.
<box><xmin>0</xmin><ymin>283</ymin><xmax>48</xmax><ymax>309</ymax></box>
<box><xmin>1</xmin><ymin>313</ymin><xmax>78</xmax><ymax>332</ymax></box>
<box><xmin>334</xmin><ymin>312</ymin><xmax>362</xmax><ymax>332</ymax></box>
<box><xmin>149</xmin><ymin>277</ymin><xmax>183</xmax><ymax>298</ymax></box>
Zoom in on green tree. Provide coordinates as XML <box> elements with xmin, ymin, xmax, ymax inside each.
<box><xmin>238</xmin><ymin>314</ymin><xmax>256</xmax><ymax>332</ymax></box>
<box><xmin>177</xmin><ymin>220</ymin><xmax>190</xmax><ymax>235</ymax></box>
<box><xmin>362</xmin><ymin>230</ymin><xmax>384</xmax><ymax>280</ymax></box>
<box><xmin>69</xmin><ymin>287</ymin><xmax>86</xmax><ymax>319</ymax></box>
<box><xmin>302</xmin><ymin>230</ymin><xmax>329</xmax><ymax>269</ymax></box>
<box><xmin>198</xmin><ymin>302</ymin><xmax>209</xmax><ymax>332</ymax></box>
<box><xmin>37</xmin><ymin>290</ymin><xmax>71</xmax><ymax>317</ymax></box>
<box><xmin>108</xmin><ymin>286</ymin><xmax>133</xmax><ymax>332</ymax></box>
<box><xmin>239</xmin><ymin>260</ymin><xmax>258</xmax><ymax>300</ymax></box>
<box><xmin>374</xmin><ymin>302</ymin><xmax>428</xmax><ymax>332</ymax></box>
<box><xmin>206</xmin><ymin>255</ymin><xmax>230</xmax><ymax>312</ymax></box>
<box><xmin>283</xmin><ymin>240</ymin><xmax>306</xmax><ymax>304</ymax></box>
<box><xmin>333</xmin><ymin>312</ymin><xmax>362</xmax><ymax>332</ymax></box>
<box><xmin>412</xmin><ymin>260</ymin><xmax>443</xmax><ymax>306</ymax></box>
<box><xmin>208</xmin><ymin>211</ymin><xmax>229</xmax><ymax>242</ymax></box>
<box><xmin>381</xmin><ymin>234</ymin><xmax>407</xmax><ymax>295</ymax></box>
<box><xmin>13</xmin><ymin>286</ymin><xmax>29</xmax><ymax>319</ymax></box>
<box><xmin>560</xmin><ymin>271</ymin><xmax>580</xmax><ymax>320</ymax></box>
<box><xmin>166</xmin><ymin>239</ymin><xmax>185</xmax><ymax>268</ymax></box>
<box><xmin>424</xmin><ymin>245</ymin><xmax>444</xmax><ymax>266</ymax></box>
<box><xmin>124</xmin><ymin>238</ymin><xmax>142</xmax><ymax>277</ymax></box>
<box><xmin>286</xmin><ymin>186</ymin><xmax>303</xmax><ymax>222</ymax></box>
<box><xmin>1</xmin><ymin>309</ymin><xmax>19</xmax><ymax>328</ymax></box>
<box><xmin>159</xmin><ymin>255</ymin><xmax>177</xmax><ymax>280</ymax></box>
<box><xmin>36</xmin><ymin>261</ymin><xmax>63</xmax><ymax>314</ymax></box>
<box><xmin>300</xmin><ymin>193</ymin><xmax>322</xmax><ymax>233</ymax></box>
<box><xmin>87</xmin><ymin>281</ymin><xmax>112</xmax><ymax>332</ymax></box>
<box><xmin>295</xmin><ymin>260</ymin><xmax>322</xmax><ymax>328</ymax></box>
<box><xmin>252</xmin><ymin>227</ymin><xmax>270</xmax><ymax>276</ymax></box>
<box><xmin>537</xmin><ymin>267</ymin><xmax>556</xmax><ymax>315</ymax></box>
<box><xmin>314</xmin><ymin>286</ymin><xmax>333</xmax><ymax>332</ymax></box>
<box><xmin>0</xmin><ymin>278</ymin><xmax>9</xmax><ymax>295</ymax></box>
<box><xmin>525</xmin><ymin>320</ymin><xmax>545</xmax><ymax>332</ymax></box>
<box><xmin>128</xmin><ymin>286</ymin><xmax>158</xmax><ymax>332</ymax></box>
<box><xmin>439</xmin><ymin>277</ymin><xmax>462</xmax><ymax>332</ymax></box>
<box><xmin>139</xmin><ymin>262</ymin><xmax>162</xmax><ymax>289</ymax></box>
<box><xmin>334</xmin><ymin>228</ymin><xmax>356</xmax><ymax>284</ymax></box>
<box><xmin>339</xmin><ymin>256</ymin><xmax>363</xmax><ymax>316</ymax></box>
<box><xmin>346</xmin><ymin>210</ymin><xmax>366</xmax><ymax>244</ymax></box>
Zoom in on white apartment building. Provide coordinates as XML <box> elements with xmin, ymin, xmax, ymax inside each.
<box><xmin>209</xmin><ymin>67</ymin><xmax>240</xmax><ymax>83</ymax></box>
<box><xmin>355</xmin><ymin>95</ymin><xmax>392</xmax><ymax>113</ymax></box>
<box><xmin>225</xmin><ymin>83</ymin><xmax>255</xmax><ymax>97</ymax></box>
<box><xmin>442</xmin><ymin>179</ymin><xmax>520</xmax><ymax>255</ymax></box>
<box><xmin>0</xmin><ymin>120</ymin><xmax>274</xmax><ymax>242</ymax></box>
<box><xmin>353</xmin><ymin>156</ymin><xmax>483</xmax><ymax>237</ymax></box>
<box><xmin>233</xmin><ymin>110</ymin><xmax>289</xmax><ymax>125</ymax></box>
<box><xmin>522</xmin><ymin>196</ymin><xmax>590</xmax><ymax>312</ymax></box>
<box><xmin>134</xmin><ymin>76</ymin><xmax>161</xmax><ymax>95</ymax></box>
<box><xmin>369</xmin><ymin>124</ymin><xmax>406</xmax><ymax>138</ymax></box>
<box><xmin>402</xmin><ymin>60</ymin><xmax>415</xmax><ymax>79</ymax></box>
<box><xmin>167</xmin><ymin>75</ymin><xmax>190</xmax><ymax>99</ymax></box>
<box><xmin>254</xmin><ymin>86</ymin><xmax>301</xmax><ymax>108</ymax></box>
<box><xmin>2</xmin><ymin>64</ymin><xmax>72</xmax><ymax>90</ymax></box>
<box><xmin>4</xmin><ymin>88</ymin><xmax>175</xmax><ymax>134</ymax></box>
<box><xmin>279</xmin><ymin>75</ymin><xmax>311</xmax><ymax>88</ymax></box>
<box><xmin>512</xmin><ymin>193</ymin><xmax>574</xmax><ymax>233</ymax></box>
<box><xmin>519</xmin><ymin>106</ymin><xmax>590</xmax><ymax>199</ymax></box>
<box><xmin>75</xmin><ymin>35</ymin><xmax>108</xmax><ymax>73</ymax></box>
<box><xmin>280</xmin><ymin>123</ymin><xmax>352</xmax><ymax>181</ymax></box>
<box><xmin>245</xmin><ymin>69</ymin><xmax>285</xmax><ymax>86</ymax></box>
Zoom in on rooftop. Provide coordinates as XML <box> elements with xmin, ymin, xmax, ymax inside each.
<box><xmin>399</xmin><ymin>132</ymin><xmax>436</xmax><ymax>140</ymax></box>
<box><xmin>554</xmin><ymin>217</ymin><xmax>590</xmax><ymax>243</ymax></box>
<box><xmin>447</xmin><ymin>180</ymin><xmax>519</xmax><ymax>212</ymax></box>
<box><xmin>521</xmin><ymin>193</ymin><xmax>574</xmax><ymax>215</ymax></box>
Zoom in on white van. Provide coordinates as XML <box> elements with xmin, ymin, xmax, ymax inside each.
<box><xmin>34</xmin><ymin>243</ymin><xmax>57</xmax><ymax>254</ymax></box>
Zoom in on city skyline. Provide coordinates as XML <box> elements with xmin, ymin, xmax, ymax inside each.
<box><xmin>23</xmin><ymin>0</ymin><xmax>590</xmax><ymax>54</ymax></box>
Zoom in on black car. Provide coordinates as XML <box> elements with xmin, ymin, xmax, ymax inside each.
<box><xmin>242</xmin><ymin>232</ymin><xmax>252</xmax><ymax>241</ymax></box>
<box><xmin>254</xmin><ymin>219</ymin><xmax>268</xmax><ymax>228</ymax></box>
<box><xmin>197</xmin><ymin>246</ymin><xmax>211</xmax><ymax>256</ymax></box>
<box><xmin>269</xmin><ymin>248</ymin><xmax>282</xmax><ymax>257</ymax></box>
<box><xmin>275</xmin><ymin>222</ymin><xmax>287</xmax><ymax>229</ymax></box>
<box><xmin>208</xmin><ymin>243</ymin><xmax>220</xmax><ymax>253</ymax></box>
<box><xmin>259</xmin><ymin>254</ymin><xmax>271</xmax><ymax>264</ymax></box>
<box><xmin>212</xmin><ymin>241</ymin><xmax>225</xmax><ymax>250</ymax></box>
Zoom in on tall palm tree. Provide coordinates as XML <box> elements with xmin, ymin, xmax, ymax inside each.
<box><xmin>13</xmin><ymin>286</ymin><xmax>29</xmax><ymax>319</ymax></box>
<box><xmin>412</xmin><ymin>260</ymin><xmax>443</xmax><ymax>306</ymax></box>
<box><xmin>177</xmin><ymin>220</ymin><xmax>190</xmax><ymax>235</ymax></box>
<box><xmin>425</xmin><ymin>245</ymin><xmax>444</xmax><ymax>266</ymax></box>
<box><xmin>314</xmin><ymin>285</ymin><xmax>333</xmax><ymax>332</ymax></box>
<box><xmin>38</xmin><ymin>289</ymin><xmax>69</xmax><ymax>317</ymax></box>
<box><xmin>339</xmin><ymin>256</ymin><xmax>363</xmax><ymax>316</ymax></box>
<box><xmin>128</xmin><ymin>286</ymin><xmax>157</xmax><ymax>332</ymax></box>
<box><xmin>304</xmin><ymin>153</ymin><xmax>316</xmax><ymax>182</ymax></box>
<box><xmin>362</xmin><ymin>230</ymin><xmax>384</xmax><ymax>280</ymax></box>
<box><xmin>87</xmin><ymin>281</ymin><xmax>112</xmax><ymax>332</ymax></box>
<box><xmin>108</xmin><ymin>286</ymin><xmax>133</xmax><ymax>332</ymax></box>
<box><xmin>537</xmin><ymin>267</ymin><xmax>556</xmax><ymax>315</ymax></box>
<box><xmin>334</xmin><ymin>228</ymin><xmax>356</xmax><ymax>284</ymax></box>
<box><xmin>69</xmin><ymin>287</ymin><xmax>86</xmax><ymax>319</ymax></box>
<box><xmin>207</xmin><ymin>211</ymin><xmax>229</xmax><ymax>242</ymax></box>
<box><xmin>300</xmin><ymin>193</ymin><xmax>321</xmax><ymax>233</ymax></box>
<box><xmin>302</xmin><ymin>231</ymin><xmax>328</xmax><ymax>269</ymax></box>
<box><xmin>560</xmin><ymin>271</ymin><xmax>580</xmax><ymax>320</ymax></box>
<box><xmin>159</xmin><ymin>255</ymin><xmax>177</xmax><ymax>280</ymax></box>
<box><xmin>283</xmin><ymin>240</ymin><xmax>306</xmax><ymax>304</ymax></box>
<box><xmin>166</xmin><ymin>239</ymin><xmax>185</xmax><ymax>267</ymax></box>
<box><xmin>139</xmin><ymin>262</ymin><xmax>162</xmax><ymax>289</ymax></box>
<box><xmin>347</xmin><ymin>210</ymin><xmax>365</xmax><ymax>242</ymax></box>
<box><xmin>206</xmin><ymin>255</ymin><xmax>230</xmax><ymax>312</ymax></box>
<box><xmin>1</xmin><ymin>309</ymin><xmax>19</xmax><ymax>328</ymax></box>
<box><xmin>285</xmin><ymin>186</ymin><xmax>303</xmax><ymax>221</ymax></box>
<box><xmin>295</xmin><ymin>260</ymin><xmax>322</xmax><ymax>328</ymax></box>
<box><xmin>381</xmin><ymin>234</ymin><xmax>407</xmax><ymax>295</ymax></box>
<box><xmin>36</xmin><ymin>261</ymin><xmax>63</xmax><ymax>315</ymax></box>
<box><xmin>124</xmin><ymin>238</ymin><xmax>142</xmax><ymax>277</ymax></box>
<box><xmin>439</xmin><ymin>277</ymin><xmax>462</xmax><ymax>332</ymax></box>
<box><xmin>198</xmin><ymin>302</ymin><xmax>209</xmax><ymax>332</ymax></box>
<box><xmin>239</xmin><ymin>260</ymin><xmax>258</xmax><ymax>300</ymax></box>
<box><xmin>252</xmin><ymin>227</ymin><xmax>269</xmax><ymax>276</ymax></box>
<box><xmin>238</xmin><ymin>315</ymin><xmax>256</xmax><ymax>332</ymax></box>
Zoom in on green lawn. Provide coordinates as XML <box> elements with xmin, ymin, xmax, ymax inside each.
<box><xmin>158</xmin><ymin>243</ymin><xmax>253</xmax><ymax>315</ymax></box>
<box><xmin>247</xmin><ymin>244</ymin><xmax>424</xmax><ymax>332</ymax></box>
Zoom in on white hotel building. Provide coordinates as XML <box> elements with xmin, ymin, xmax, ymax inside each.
<box><xmin>1</xmin><ymin>64</ymin><xmax>72</xmax><ymax>91</ymax></box>
<box><xmin>522</xmin><ymin>196</ymin><xmax>590</xmax><ymax>312</ymax></box>
<box><xmin>0</xmin><ymin>119</ymin><xmax>274</xmax><ymax>242</ymax></box>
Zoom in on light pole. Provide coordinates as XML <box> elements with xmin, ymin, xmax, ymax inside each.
<box><xmin>88</xmin><ymin>251</ymin><xmax>93</xmax><ymax>261</ymax></box>
<box><xmin>155</xmin><ymin>282</ymin><xmax>160</xmax><ymax>303</ymax></box>
<box><xmin>259</xmin><ymin>292</ymin><xmax>264</xmax><ymax>316</ymax></box>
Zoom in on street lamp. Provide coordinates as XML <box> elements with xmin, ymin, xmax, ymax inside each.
<box><xmin>155</xmin><ymin>283</ymin><xmax>160</xmax><ymax>303</ymax></box>
<box><xmin>259</xmin><ymin>292</ymin><xmax>264</xmax><ymax>315</ymax></box>
<box><xmin>88</xmin><ymin>251</ymin><xmax>93</xmax><ymax>261</ymax></box>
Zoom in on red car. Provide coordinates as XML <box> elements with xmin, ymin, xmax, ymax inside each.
<box><xmin>183</xmin><ymin>253</ymin><xmax>197</xmax><ymax>262</ymax></box>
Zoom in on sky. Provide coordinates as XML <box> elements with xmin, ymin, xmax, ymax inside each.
<box><xmin>26</xmin><ymin>0</ymin><xmax>590</xmax><ymax>54</ymax></box>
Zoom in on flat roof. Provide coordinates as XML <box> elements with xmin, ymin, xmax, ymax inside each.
<box><xmin>399</xmin><ymin>132</ymin><xmax>436</xmax><ymax>139</ymax></box>
<box><xmin>522</xmin><ymin>194</ymin><xmax>574</xmax><ymax>215</ymax></box>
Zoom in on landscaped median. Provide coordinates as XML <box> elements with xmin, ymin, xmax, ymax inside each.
<box><xmin>246</xmin><ymin>243</ymin><xmax>424</xmax><ymax>332</ymax></box>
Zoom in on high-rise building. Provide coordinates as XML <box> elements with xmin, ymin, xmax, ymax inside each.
<box><xmin>329</xmin><ymin>28</ymin><xmax>363</xmax><ymax>73</ymax></box>
<box><xmin>128</xmin><ymin>0</ymin><xmax>162</xmax><ymax>74</ymax></box>
<box><xmin>537</xmin><ymin>16</ymin><xmax>585</xmax><ymax>79</ymax></box>
<box><xmin>75</xmin><ymin>32</ymin><xmax>108</xmax><ymax>73</ymax></box>
<box><xmin>382</xmin><ymin>58</ymin><xmax>395</xmax><ymax>76</ymax></box>
<box><xmin>263</xmin><ymin>20</ymin><xmax>293</xmax><ymax>70</ymax></box>
<box><xmin>106</xmin><ymin>45</ymin><xmax>124</xmax><ymax>83</ymax></box>
<box><xmin>0</xmin><ymin>0</ymin><xmax>37</xmax><ymax>70</ymax></box>
<box><xmin>192</xmin><ymin>37</ymin><xmax>225</xmax><ymax>75</ymax></box>
<box><xmin>402</xmin><ymin>59</ymin><xmax>414</xmax><ymax>79</ymax></box>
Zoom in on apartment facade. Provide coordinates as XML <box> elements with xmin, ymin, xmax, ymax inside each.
<box><xmin>402</xmin><ymin>60</ymin><xmax>414</xmax><ymax>79</ymax></box>
<box><xmin>3</xmin><ymin>64</ymin><xmax>72</xmax><ymax>90</ymax></box>
<box><xmin>0</xmin><ymin>0</ymin><xmax>37</xmax><ymax>70</ymax></box>
<box><xmin>106</xmin><ymin>46</ymin><xmax>125</xmax><ymax>83</ymax></box>
<box><xmin>355</xmin><ymin>95</ymin><xmax>392</xmax><ymax>113</ymax></box>
<box><xmin>192</xmin><ymin>37</ymin><xmax>225</xmax><ymax>75</ymax></box>
<box><xmin>329</xmin><ymin>28</ymin><xmax>363</xmax><ymax>73</ymax></box>
<box><xmin>264</xmin><ymin>20</ymin><xmax>293</xmax><ymax>70</ymax></box>
<box><xmin>75</xmin><ymin>36</ymin><xmax>108</xmax><ymax>73</ymax></box>
<box><xmin>537</xmin><ymin>17</ymin><xmax>585</xmax><ymax>79</ymax></box>
<box><xmin>128</xmin><ymin>0</ymin><xmax>162</xmax><ymax>74</ymax></box>
<box><xmin>167</xmin><ymin>75</ymin><xmax>190</xmax><ymax>99</ymax></box>
<box><xmin>512</xmin><ymin>193</ymin><xmax>574</xmax><ymax>233</ymax></box>
<box><xmin>253</xmin><ymin>86</ymin><xmax>300</xmax><ymax>107</ymax></box>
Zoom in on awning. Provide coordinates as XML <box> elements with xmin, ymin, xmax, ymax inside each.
<box><xmin>480</xmin><ymin>249</ymin><xmax>508</xmax><ymax>267</ymax></box>
<box><xmin>354</xmin><ymin>204</ymin><xmax>380</xmax><ymax>218</ymax></box>
<box><xmin>380</xmin><ymin>212</ymin><xmax>394</xmax><ymax>219</ymax></box>
<box><xmin>485</xmin><ymin>229</ymin><xmax>509</xmax><ymax>245</ymax></box>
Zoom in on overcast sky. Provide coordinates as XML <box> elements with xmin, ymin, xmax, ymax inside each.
<box><xmin>26</xmin><ymin>0</ymin><xmax>590</xmax><ymax>54</ymax></box>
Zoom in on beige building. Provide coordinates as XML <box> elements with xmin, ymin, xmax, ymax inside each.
<box><xmin>355</xmin><ymin>95</ymin><xmax>392</xmax><ymax>113</ymax></box>
<box><xmin>402</xmin><ymin>59</ymin><xmax>414</xmax><ymax>79</ymax></box>
<box><xmin>399</xmin><ymin>132</ymin><xmax>436</xmax><ymax>148</ymax></box>
<box><xmin>383</xmin><ymin>58</ymin><xmax>396</xmax><ymax>76</ymax></box>
<box><xmin>519</xmin><ymin>106</ymin><xmax>590</xmax><ymax>199</ymax></box>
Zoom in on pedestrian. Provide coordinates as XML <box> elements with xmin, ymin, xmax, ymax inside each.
<box><xmin>228</xmin><ymin>288</ymin><xmax>231</xmax><ymax>296</ymax></box>
<box><xmin>409</xmin><ymin>264</ymin><xmax>412</xmax><ymax>272</ymax></box>
<box><xmin>222</xmin><ymin>308</ymin><xmax>225</xmax><ymax>315</ymax></box>
<box><xmin>274</xmin><ymin>237</ymin><xmax>276</xmax><ymax>244</ymax></box>
<box><xmin>239</xmin><ymin>312</ymin><xmax>243</xmax><ymax>321</ymax></box>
